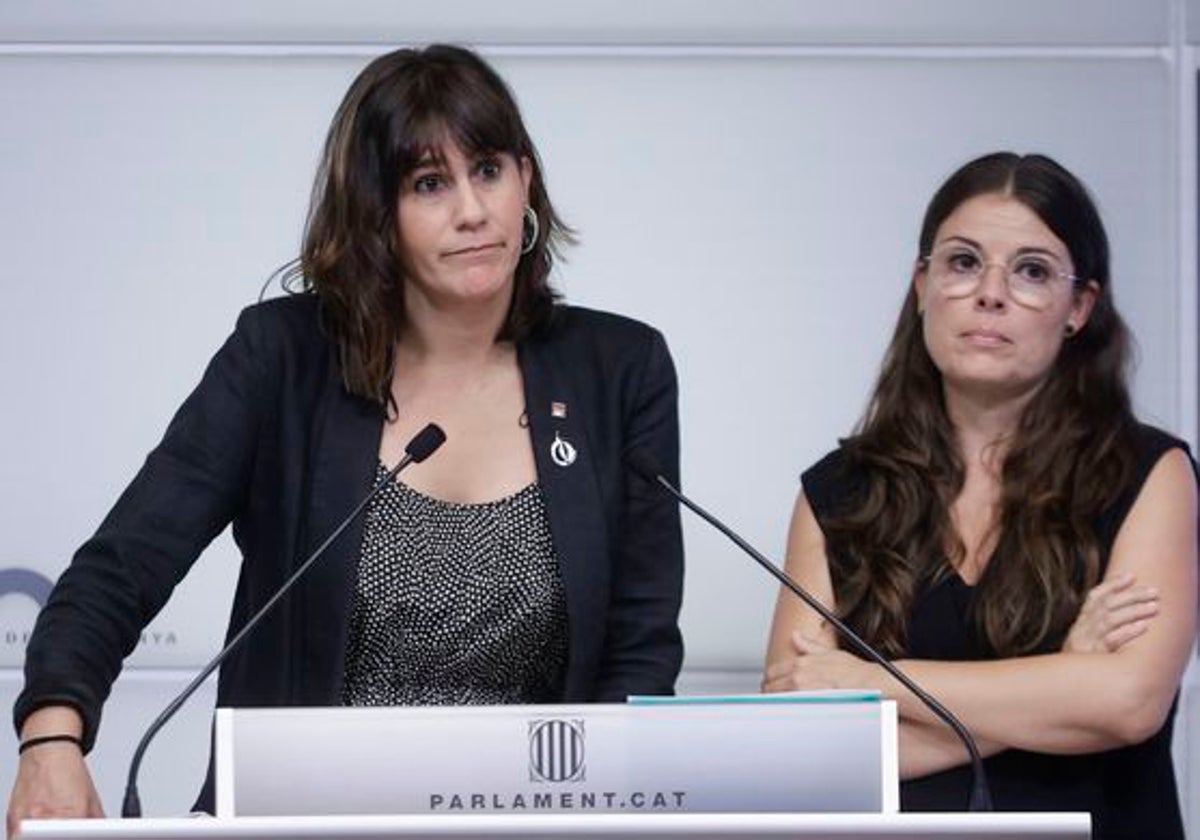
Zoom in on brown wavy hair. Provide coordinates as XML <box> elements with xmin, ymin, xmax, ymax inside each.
<box><xmin>284</xmin><ymin>44</ymin><xmax>572</xmax><ymax>405</ymax></box>
<box><xmin>823</xmin><ymin>152</ymin><xmax>1137</xmax><ymax>658</ymax></box>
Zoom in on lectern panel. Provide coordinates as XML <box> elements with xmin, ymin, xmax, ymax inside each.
<box><xmin>214</xmin><ymin>701</ymin><xmax>897</xmax><ymax>818</ymax></box>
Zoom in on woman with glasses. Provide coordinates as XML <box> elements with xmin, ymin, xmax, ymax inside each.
<box><xmin>763</xmin><ymin>152</ymin><xmax>1196</xmax><ymax>837</ymax></box>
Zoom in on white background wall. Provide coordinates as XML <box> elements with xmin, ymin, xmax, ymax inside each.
<box><xmin>0</xmin><ymin>0</ymin><xmax>1196</xmax><ymax>828</ymax></box>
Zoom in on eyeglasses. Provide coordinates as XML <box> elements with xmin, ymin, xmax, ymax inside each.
<box><xmin>922</xmin><ymin>244</ymin><xmax>1079</xmax><ymax>310</ymax></box>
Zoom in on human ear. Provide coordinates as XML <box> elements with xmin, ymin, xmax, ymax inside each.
<box><xmin>519</xmin><ymin>156</ymin><xmax>533</xmax><ymax>200</ymax></box>
<box><xmin>912</xmin><ymin>259</ymin><xmax>928</xmax><ymax>314</ymax></box>
<box><xmin>1066</xmin><ymin>279</ymin><xmax>1100</xmax><ymax>334</ymax></box>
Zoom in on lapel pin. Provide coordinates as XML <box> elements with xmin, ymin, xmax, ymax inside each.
<box><xmin>550</xmin><ymin>431</ymin><xmax>577</xmax><ymax>468</ymax></box>
<box><xmin>551</xmin><ymin>401</ymin><xmax>568</xmax><ymax>419</ymax></box>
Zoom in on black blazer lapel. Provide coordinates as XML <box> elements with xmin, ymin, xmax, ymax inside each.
<box><xmin>519</xmin><ymin>339</ymin><xmax>610</xmax><ymax>700</ymax></box>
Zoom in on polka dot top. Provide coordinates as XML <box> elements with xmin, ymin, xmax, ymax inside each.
<box><xmin>341</xmin><ymin>462</ymin><xmax>569</xmax><ymax>707</ymax></box>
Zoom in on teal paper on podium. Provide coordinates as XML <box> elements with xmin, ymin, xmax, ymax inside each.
<box><xmin>628</xmin><ymin>689</ymin><xmax>882</xmax><ymax>706</ymax></box>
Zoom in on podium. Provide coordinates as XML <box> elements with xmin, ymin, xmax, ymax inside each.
<box><xmin>19</xmin><ymin>699</ymin><xmax>1091</xmax><ymax>838</ymax></box>
<box><xmin>214</xmin><ymin>697</ymin><xmax>898</xmax><ymax>816</ymax></box>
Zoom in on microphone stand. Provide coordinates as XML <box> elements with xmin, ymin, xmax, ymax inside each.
<box><xmin>121</xmin><ymin>423</ymin><xmax>446</xmax><ymax>817</ymax></box>
<box><xmin>629</xmin><ymin>452</ymin><xmax>992</xmax><ymax>812</ymax></box>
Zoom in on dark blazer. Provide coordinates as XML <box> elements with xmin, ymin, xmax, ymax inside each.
<box><xmin>16</xmin><ymin>295</ymin><xmax>684</xmax><ymax>754</ymax></box>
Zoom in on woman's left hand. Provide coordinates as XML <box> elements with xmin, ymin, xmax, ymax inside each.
<box><xmin>1063</xmin><ymin>572</ymin><xmax>1159</xmax><ymax>654</ymax></box>
<box><xmin>761</xmin><ymin>630</ymin><xmax>875</xmax><ymax>693</ymax></box>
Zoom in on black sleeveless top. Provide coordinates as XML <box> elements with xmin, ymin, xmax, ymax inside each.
<box><xmin>802</xmin><ymin>424</ymin><xmax>1191</xmax><ymax>839</ymax></box>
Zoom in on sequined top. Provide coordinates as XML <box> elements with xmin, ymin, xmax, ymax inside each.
<box><xmin>341</xmin><ymin>462</ymin><xmax>569</xmax><ymax>706</ymax></box>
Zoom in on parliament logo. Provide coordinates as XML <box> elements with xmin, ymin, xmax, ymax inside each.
<box><xmin>528</xmin><ymin>718</ymin><xmax>585</xmax><ymax>783</ymax></box>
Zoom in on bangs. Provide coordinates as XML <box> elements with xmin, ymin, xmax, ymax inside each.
<box><xmin>390</xmin><ymin>80</ymin><xmax>527</xmax><ymax>178</ymax></box>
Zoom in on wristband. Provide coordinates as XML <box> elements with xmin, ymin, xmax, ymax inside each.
<box><xmin>18</xmin><ymin>734</ymin><xmax>83</xmax><ymax>755</ymax></box>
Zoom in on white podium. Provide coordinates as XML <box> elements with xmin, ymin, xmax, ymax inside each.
<box><xmin>214</xmin><ymin>698</ymin><xmax>897</xmax><ymax>817</ymax></box>
<box><xmin>18</xmin><ymin>699</ymin><xmax>1091</xmax><ymax>839</ymax></box>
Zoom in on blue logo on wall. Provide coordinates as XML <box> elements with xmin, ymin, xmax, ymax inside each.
<box><xmin>0</xmin><ymin>568</ymin><xmax>54</xmax><ymax>608</ymax></box>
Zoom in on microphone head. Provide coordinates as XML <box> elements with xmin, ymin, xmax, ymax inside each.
<box><xmin>625</xmin><ymin>447</ymin><xmax>664</xmax><ymax>484</ymax></box>
<box><xmin>405</xmin><ymin>423</ymin><xmax>447</xmax><ymax>463</ymax></box>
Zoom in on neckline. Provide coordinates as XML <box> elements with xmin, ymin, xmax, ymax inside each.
<box><xmin>949</xmin><ymin>570</ymin><xmax>976</xmax><ymax>590</ymax></box>
<box><xmin>375</xmin><ymin>460</ymin><xmax>538</xmax><ymax>510</ymax></box>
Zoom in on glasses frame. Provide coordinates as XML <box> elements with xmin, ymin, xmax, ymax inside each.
<box><xmin>920</xmin><ymin>245</ymin><xmax>1081</xmax><ymax>311</ymax></box>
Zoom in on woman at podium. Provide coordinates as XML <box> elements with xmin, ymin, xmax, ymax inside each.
<box><xmin>9</xmin><ymin>44</ymin><xmax>683</xmax><ymax>830</ymax></box>
<box><xmin>763</xmin><ymin>152</ymin><xmax>1196</xmax><ymax>837</ymax></box>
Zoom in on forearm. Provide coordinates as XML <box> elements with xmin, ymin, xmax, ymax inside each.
<box><xmin>17</xmin><ymin>531</ymin><xmax>171</xmax><ymax>751</ymax></box>
<box><xmin>878</xmin><ymin>651</ymin><xmax>1176</xmax><ymax>754</ymax></box>
<box><xmin>16</xmin><ymin>600</ymin><xmax>117</xmax><ymax>753</ymax></box>
<box><xmin>17</xmin><ymin>308</ymin><xmax>270</xmax><ymax>751</ymax></box>
<box><xmin>899</xmin><ymin>718</ymin><xmax>1005</xmax><ymax>779</ymax></box>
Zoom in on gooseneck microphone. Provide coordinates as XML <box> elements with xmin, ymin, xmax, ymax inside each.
<box><xmin>122</xmin><ymin>422</ymin><xmax>447</xmax><ymax>818</ymax></box>
<box><xmin>625</xmin><ymin>448</ymin><xmax>992</xmax><ymax>813</ymax></box>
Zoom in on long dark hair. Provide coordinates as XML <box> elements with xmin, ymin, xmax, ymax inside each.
<box><xmin>823</xmin><ymin>152</ymin><xmax>1137</xmax><ymax>657</ymax></box>
<box><xmin>286</xmin><ymin>44</ymin><xmax>572</xmax><ymax>405</ymax></box>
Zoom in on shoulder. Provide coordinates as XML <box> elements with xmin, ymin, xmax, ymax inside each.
<box><xmin>802</xmin><ymin>446</ymin><xmax>849</xmax><ymax>487</ymax></box>
<box><xmin>1126</xmin><ymin>423</ymin><xmax>1197</xmax><ymax>503</ymax></box>
<box><xmin>228</xmin><ymin>293</ymin><xmax>330</xmax><ymax>363</ymax></box>
<box><xmin>234</xmin><ymin>292</ymin><xmax>322</xmax><ymax>339</ymax></box>
<box><xmin>192</xmin><ymin>294</ymin><xmax>336</xmax><ymax>403</ymax></box>
<box><xmin>801</xmin><ymin>443</ymin><xmax>857</xmax><ymax>523</ymax></box>
<box><xmin>1098</xmin><ymin>423</ymin><xmax>1197</xmax><ymax>545</ymax></box>
<box><xmin>541</xmin><ymin>305</ymin><xmax>668</xmax><ymax>348</ymax></box>
<box><xmin>531</xmin><ymin>305</ymin><xmax>674</xmax><ymax>377</ymax></box>
<box><xmin>1131</xmin><ymin>423</ymin><xmax>1193</xmax><ymax>471</ymax></box>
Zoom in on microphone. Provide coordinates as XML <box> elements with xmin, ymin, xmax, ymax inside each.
<box><xmin>625</xmin><ymin>448</ymin><xmax>992</xmax><ymax>812</ymax></box>
<box><xmin>121</xmin><ymin>422</ymin><xmax>447</xmax><ymax>818</ymax></box>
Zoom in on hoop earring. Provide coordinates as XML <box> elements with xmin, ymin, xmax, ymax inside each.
<box><xmin>521</xmin><ymin>206</ymin><xmax>539</xmax><ymax>256</ymax></box>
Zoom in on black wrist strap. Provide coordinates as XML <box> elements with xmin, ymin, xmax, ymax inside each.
<box><xmin>18</xmin><ymin>734</ymin><xmax>83</xmax><ymax>755</ymax></box>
